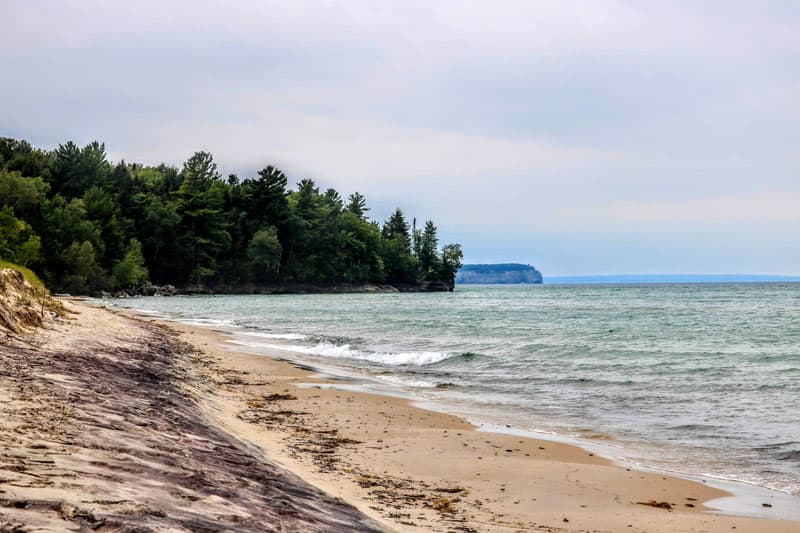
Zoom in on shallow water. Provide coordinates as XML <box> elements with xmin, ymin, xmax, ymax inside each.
<box><xmin>107</xmin><ymin>283</ymin><xmax>800</xmax><ymax>498</ymax></box>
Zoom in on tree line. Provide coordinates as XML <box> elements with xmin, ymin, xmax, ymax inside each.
<box><xmin>0</xmin><ymin>138</ymin><xmax>462</xmax><ymax>294</ymax></box>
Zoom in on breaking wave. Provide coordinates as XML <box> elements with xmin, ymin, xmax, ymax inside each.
<box><xmin>234</xmin><ymin>340</ymin><xmax>454</xmax><ymax>366</ymax></box>
<box><xmin>240</xmin><ymin>331</ymin><xmax>309</xmax><ymax>341</ymax></box>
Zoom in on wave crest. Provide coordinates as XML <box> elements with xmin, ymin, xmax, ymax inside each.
<box><xmin>236</xmin><ymin>339</ymin><xmax>454</xmax><ymax>366</ymax></box>
<box><xmin>241</xmin><ymin>331</ymin><xmax>308</xmax><ymax>341</ymax></box>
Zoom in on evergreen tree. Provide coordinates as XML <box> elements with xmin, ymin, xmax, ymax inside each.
<box><xmin>412</xmin><ymin>217</ymin><xmax>422</xmax><ymax>258</ymax></box>
<box><xmin>176</xmin><ymin>152</ymin><xmax>232</xmax><ymax>284</ymax></box>
<box><xmin>382</xmin><ymin>208</ymin><xmax>411</xmax><ymax>253</ymax></box>
<box><xmin>49</xmin><ymin>141</ymin><xmax>111</xmax><ymax>198</ymax></box>
<box><xmin>244</xmin><ymin>165</ymin><xmax>290</xmax><ymax>230</ymax></box>
<box><xmin>323</xmin><ymin>188</ymin><xmax>344</xmax><ymax>213</ymax></box>
<box><xmin>419</xmin><ymin>220</ymin><xmax>440</xmax><ymax>274</ymax></box>
<box><xmin>346</xmin><ymin>192</ymin><xmax>368</xmax><ymax>219</ymax></box>
<box><xmin>0</xmin><ymin>137</ymin><xmax>462</xmax><ymax>293</ymax></box>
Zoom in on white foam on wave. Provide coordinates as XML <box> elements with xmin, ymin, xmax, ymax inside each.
<box><xmin>234</xmin><ymin>340</ymin><xmax>453</xmax><ymax>366</ymax></box>
<box><xmin>184</xmin><ymin>317</ymin><xmax>242</xmax><ymax>328</ymax></box>
<box><xmin>375</xmin><ymin>373</ymin><xmax>440</xmax><ymax>388</ymax></box>
<box><xmin>240</xmin><ymin>331</ymin><xmax>308</xmax><ymax>341</ymax></box>
<box><xmin>130</xmin><ymin>308</ymin><xmax>164</xmax><ymax>316</ymax></box>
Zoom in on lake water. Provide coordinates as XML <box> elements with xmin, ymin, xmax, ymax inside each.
<box><xmin>106</xmin><ymin>283</ymin><xmax>800</xmax><ymax>500</ymax></box>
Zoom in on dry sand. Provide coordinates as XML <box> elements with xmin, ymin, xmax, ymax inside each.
<box><xmin>2</xmin><ymin>299</ymin><xmax>798</xmax><ymax>532</ymax></box>
<box><xmin>0</xmin><ymin>300</ymin><xmax>380</xmax><ymax>532</ymax></box>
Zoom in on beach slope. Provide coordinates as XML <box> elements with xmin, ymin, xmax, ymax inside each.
<box><xmin>0</xmin><ymin>301</ymin><xmax>381</xmax><ymax>532</ymax></box>
<box><xmin>2</xmin><ymin>299</ymin><xmax>798</xmax><ymax>532</ymax></box>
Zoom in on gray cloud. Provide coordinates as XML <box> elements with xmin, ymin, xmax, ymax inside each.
<box><xmin>2</xmin><ymin>0</ymin><xmax>799</xmax><ymax>274</ymax></box>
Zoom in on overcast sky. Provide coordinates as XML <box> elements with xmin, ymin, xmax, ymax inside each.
<box><xmin>2</xmin><ymin>1</ymin><xmax>798</xmax><ymax>275</ymax></box>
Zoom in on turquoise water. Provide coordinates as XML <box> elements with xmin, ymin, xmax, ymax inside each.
<box><xmin>107</xmin><ymin>283</ymin><xmax>800</xmax><ymax>497</ymax></box>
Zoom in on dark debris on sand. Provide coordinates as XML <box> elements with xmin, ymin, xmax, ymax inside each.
<box><xmin>237</xmin><ymin>389</ymin><xmax>479</xmax><ymax>532</ymax></box>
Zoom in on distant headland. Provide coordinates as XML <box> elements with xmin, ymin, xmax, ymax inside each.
<box><xmin>456</xmin><ymin>263</ymin><xmax>543</xmax><ymax>284</ymax></box>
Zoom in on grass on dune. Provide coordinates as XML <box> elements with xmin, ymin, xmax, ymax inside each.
<box><xmin>0</xmin><ymin>259</ymin><xmax>46</xmax><ymax>290</ymax></box>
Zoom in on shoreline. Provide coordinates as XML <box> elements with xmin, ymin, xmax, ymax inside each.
<box><xmin>220</xmin><ymin>328</ymin><xmax>800</xmax><ymax>522</ymax></box>
<box><xmin>2</xmin><ymin>297</ymin><xmax>797</xmax><ymax>531</ymax></box>
<box><xmin>111</xmin><ymin>287</ymin><xmax>800</xmax><ymax>504</ymax></box>
<box><xmin>114</xmin><ymin>301</ymin><xmax>799</xmax><ymax>531</ymax></box>
<box><xmin>105</xmin><ymin>280</ymin><xmax>455</xmax><ymax>298</ymax></box>
<box><xmin>139</xmin><ymin>299</ymin><xmax>799</xmax><ymax>517</ymax></box>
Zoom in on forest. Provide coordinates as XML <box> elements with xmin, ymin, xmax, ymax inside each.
<box><xmin>0</xmin><ymin>138</ymin><xmax>462</xmax><ymax>294</ymax></box>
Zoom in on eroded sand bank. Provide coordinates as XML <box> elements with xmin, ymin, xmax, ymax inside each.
<box><xmin>0</xmin><ymin>301</ymin><xmax>380</xmax><ymax>532</ymax></box>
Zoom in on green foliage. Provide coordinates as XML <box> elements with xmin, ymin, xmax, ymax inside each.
<box><xmin>382</xmin><ymin>208</ymin><xmax>411</xmax><ymax>252</ymax></box>
<box><xmin>419</xmin><ymin>220</ymin><xmax>440</xmax><ymax>275</ymax></box>
<box><xmin>380</xmin><ymin>208</ymin><xmax>416</xmax><ymax>283</ymax></box>
<box><xmin>113</xmin><ymin>239</ymin><xmax>149</xmax><ymax>288</ymax></box>
<box><xmin>337</xmin><ymin>211</ymin><xmax>384</xmax><ymax>282</ymax></box>
<box><xmin>129</xmin><ymin>193</ymin><xmax>181</xmax><ymax>283</ymax></box>
<box><xmin>50</xmin><ymin>141</ymin><xmax>111</xmax><ymax>197</ymax></box>
<box><xmin>0</xmin><ymin>138</ymin><xmax>53</xmax><ymax>179</ymax></box>
<box><xmin>0</xmin><ymin>169</ymin><xmax>49</xmax><ymax>218</ymax></box>
<box><xmin>17</xmin><ymin>234</ymin><xmax>42</xmax><ymax>268</ymax></box>
<box><xmin>346</xmin><ymin>192</ymin><xmax>368</xmax><ymax>219</ymax></box>
<box><xmin>248</xmin><ymin>227</ymin><xmax>282</xmax><ymax>282</ymax></box>
<box><xmin>440</xmin><ymin>243</ymin><xmax>464</xmax><ymax>282</ymax></box>
<box><xmin>0</xmin><ymin>137</ymin><xmax>463</xmax><ymax>293</ymax></box>
<box><xmin>382</xmin><ymin>234</ymin><xmax>419</xmax><ymax>284</ymax></box>
<box><xmin>60</xmin><ymin>240</ymin><xmax>101</xmax><ymax>294</ymax></box>
<box><xmin>42</xmin><ymin>195</ymin><xmax>104</xmax><ymax>285</ymax></box>
<box><xmin>0</xmin><ymin>206</ymin><xmax>42</xmax><ymax>266</ymax></box>
<box><xmin>177</xmin><ymin>152</ymin><xmax>232</xmax><ymax>285</ymax></box>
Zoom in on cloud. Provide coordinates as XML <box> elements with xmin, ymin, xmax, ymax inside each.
<box><xmin>1</xmin><ymin>0</ymin><xmax>798</xmax><ymax>273</ymax></box>
<box><xmin>129</xmin><ymin>103</ymin><xmax>625</xmax><ymax>183</ymax></box>
<box><xmin>550</xmin><ymin>191</ymin><xmax>800</xmax><ymax>227</ymax></box>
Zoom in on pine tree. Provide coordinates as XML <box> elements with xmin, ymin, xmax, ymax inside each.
<box><xmin>346</xmin><ymin>192</ymin><xmax>368</xmax><ymax>219</ymax></box>
<box><xmin>419</xmin><ymin>220</ymin><xmax>440</xmax><ymax>273</ymax></box>
<box><xmin>382</xmin><ymin>208</ymin><xmax>411</xmax><ymax>253</ymax></box>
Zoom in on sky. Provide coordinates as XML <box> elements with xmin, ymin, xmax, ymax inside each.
<box><xmin>2</xmin><ymin>1</ymin><xmax>799</xmax><ymax>276</ymax></box>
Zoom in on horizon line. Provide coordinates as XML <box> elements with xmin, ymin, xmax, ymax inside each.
<box><xmin>544</xmin><ymin>273</ymin><xmax>800</xmax><ymax>279</ymax></box>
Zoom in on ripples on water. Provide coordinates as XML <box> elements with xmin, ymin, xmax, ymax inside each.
<box><xmin>110</xmin><ymin>283</ymin><xmax>800</xmax><ymax>496</ymax></box>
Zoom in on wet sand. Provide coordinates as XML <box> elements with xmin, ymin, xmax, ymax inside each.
<box><xmin>2</xmin><ymin>299</ymin><xmax>798</xmax><ymax>532</ymax></box>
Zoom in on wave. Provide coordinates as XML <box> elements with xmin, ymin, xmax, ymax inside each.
<box><xmin>240</xmin><ymin>331</ymin><xmax>308</xmax><ymax>341</ymax></box>
<box><xmin>374</xmin><ymin>373</ymin><xmax>441</xmax><ymax>388</ymax></box>
<box><xmin>130</xmin><ymin>308</ymin><xmax>164</xmax><ymax>316</ymax></box>
<box><xmin>667</xmin><ymin>424</ymin><xmax>722</xmax><ymax>431</ymax></box>
<box><xmin>752</xmin><ymin>442</ymin><xmax>800</xmax><ymax>462</ymax></box>
<box><xmin>184</xmin><ymin>317</ymin><xmax>241</xmax><ymax>328</ymax></box>
<box><xmin>752</xmin><ymin>441</ymin><xmax>799</xmax><ymax>451</ymax></box>
<box><xmin>775</xmin><ymin>450</ymin><xmax>800</xmax><ymax>462</ymax></box>
<box><xmin>232</xmin><ymin>340</ymin><xmax>456</xmax><ymax>366</ymax></box>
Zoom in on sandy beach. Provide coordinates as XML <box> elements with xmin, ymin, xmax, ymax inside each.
<box><xmin>1</xmin><ymin>298</ymin><xmax>798</xmax><ymax>532</ymax></box>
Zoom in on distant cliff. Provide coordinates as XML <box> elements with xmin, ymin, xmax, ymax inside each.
<box><xmin>456</xmin><ymin>264</ymin><xmax>543</xmax><ymax>285</ymax></box>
